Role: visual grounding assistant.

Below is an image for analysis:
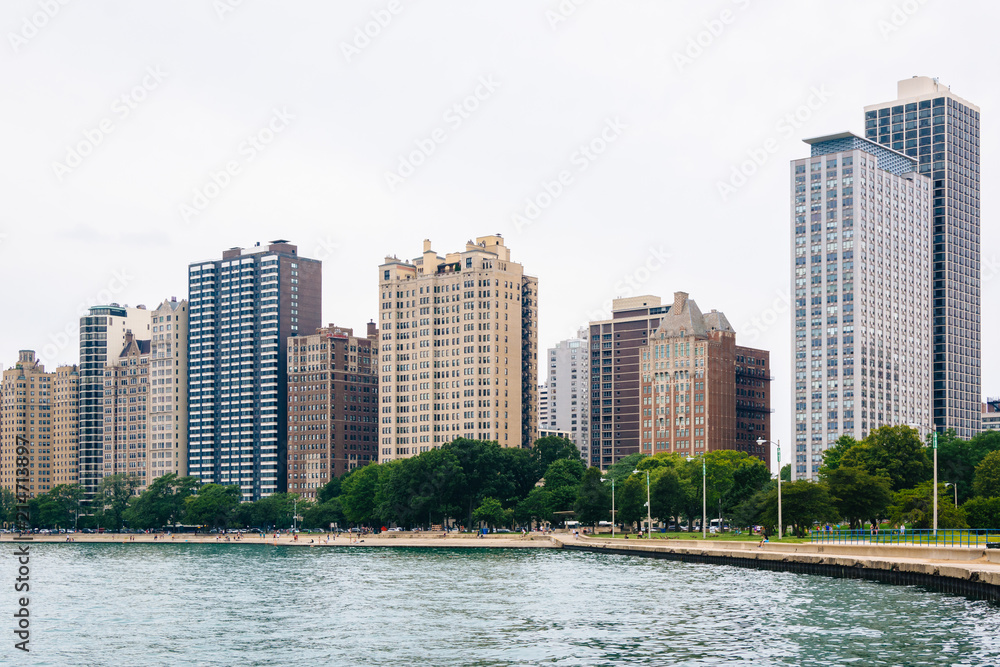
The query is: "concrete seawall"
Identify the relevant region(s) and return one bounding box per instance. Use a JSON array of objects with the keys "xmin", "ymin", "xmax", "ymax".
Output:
[{"xmin": 553, "ymin": 536, "xmax": 1000, "ymax": 601}]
